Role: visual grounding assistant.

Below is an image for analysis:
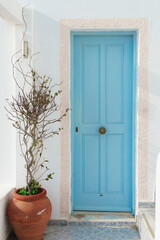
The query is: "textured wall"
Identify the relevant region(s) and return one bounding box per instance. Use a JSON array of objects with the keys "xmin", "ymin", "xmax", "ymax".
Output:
[
  {"xmin": 17, "ymin": 0, "xmax": 160, "ymax": 218},
  {"xmin": 0, "ymin": 16, "xmax": 16, "ymax": 240},
  {"xmin": 0, "ymin": 188, "xmax": 14, "ymax": 240},
  {"xmin": 0, "ymin": 19, "xmax": 16, "ymax": 187}
]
